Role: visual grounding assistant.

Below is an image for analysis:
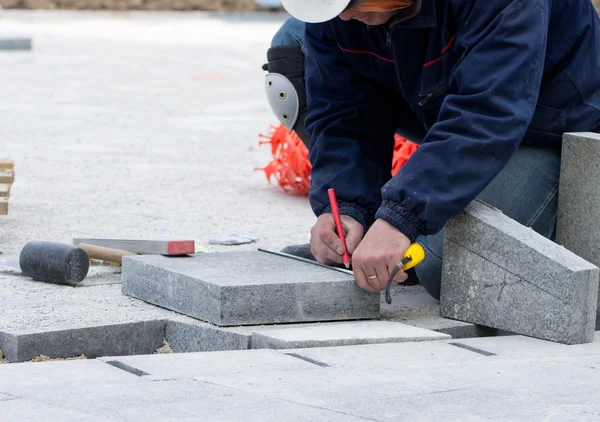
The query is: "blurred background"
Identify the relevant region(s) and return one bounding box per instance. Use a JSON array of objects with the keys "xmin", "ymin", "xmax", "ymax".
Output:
[
  {"xmin": 0, "ymin": 0, "xmax": 597, "ymax": 13},
  {"xmin": 0, "ymin": 0, "xmax": 284, "ymax": 11}
]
